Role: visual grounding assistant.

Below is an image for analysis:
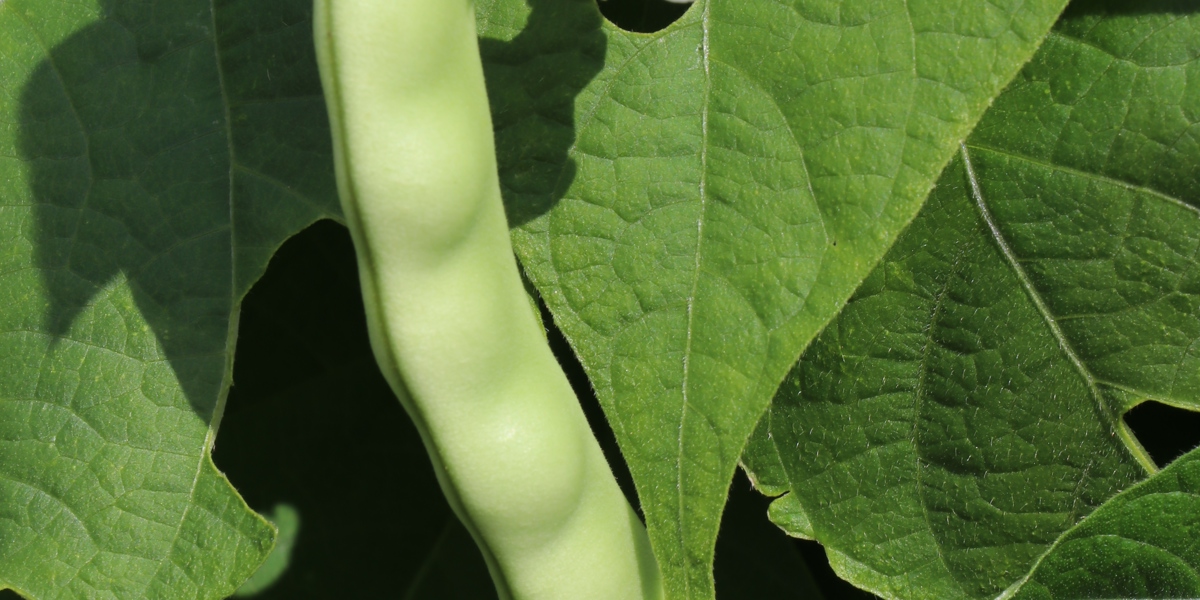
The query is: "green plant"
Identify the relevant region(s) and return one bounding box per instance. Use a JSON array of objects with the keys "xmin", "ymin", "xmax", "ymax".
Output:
[
  {"xmin": 0, "ymin": 0, "xmax": 1198, "ymax": 599},
  {"xmin": 313, "ymin": 0, "xmax": 658, "ymax": 597}
]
